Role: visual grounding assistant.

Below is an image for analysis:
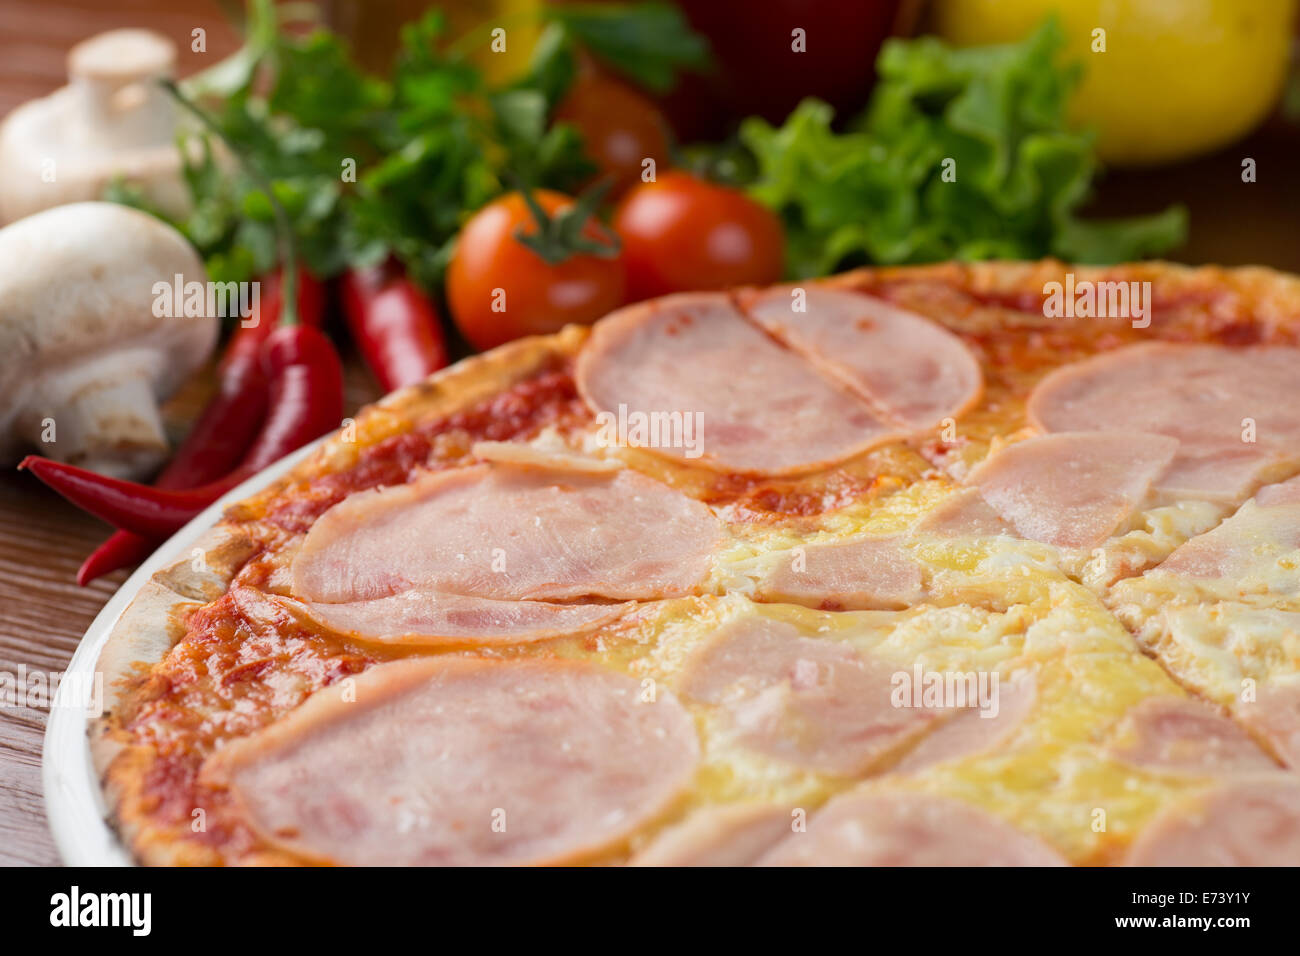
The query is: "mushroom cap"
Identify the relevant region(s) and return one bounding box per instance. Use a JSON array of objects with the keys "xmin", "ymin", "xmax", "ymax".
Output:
[
  {"xmin": 67, "ymin": 29, "xmax": 177, "ymax": 84},
  {"xmin": 0, "ymin": 201, "xmax": 217, "ymax": 453},
  {"xmin": 0, "ymin": 29, "xmax": 186, "ymax": 224}
]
